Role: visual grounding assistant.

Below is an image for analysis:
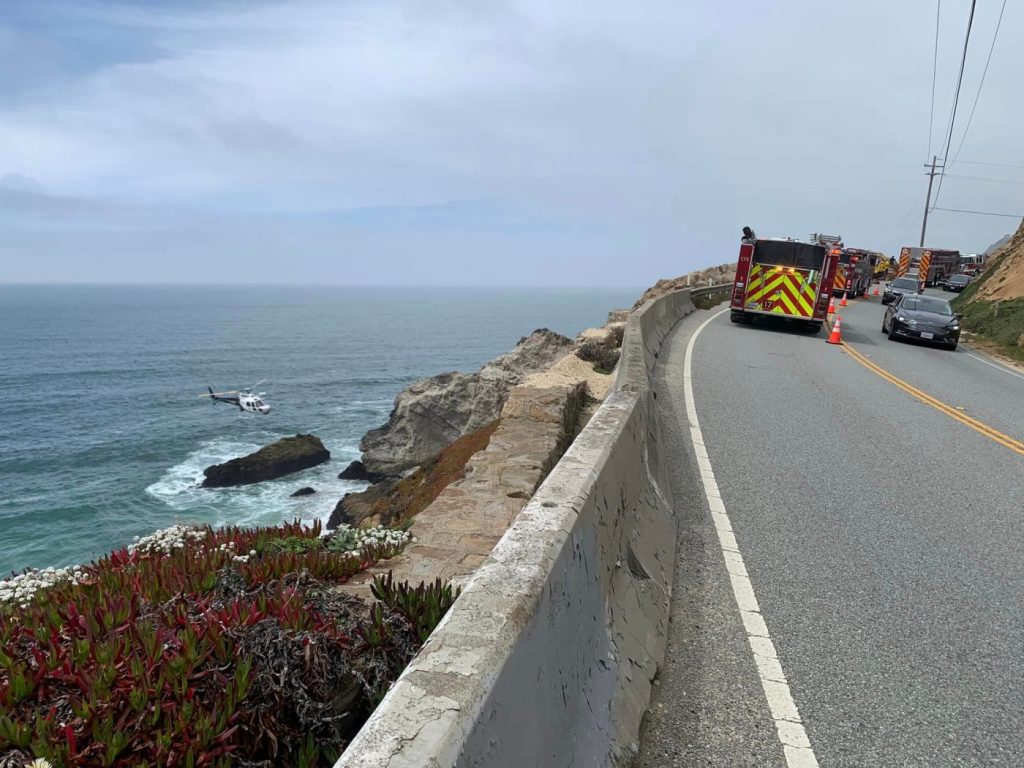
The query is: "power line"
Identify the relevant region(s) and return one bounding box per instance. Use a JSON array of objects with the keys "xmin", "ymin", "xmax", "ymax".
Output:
[
  {"xmin": 956, "ymin": 159, "xmax": 1024, "ymax": 170},
  {"xmin": 951, "ymin": 0, "xmax": 1009, "ymax": 164},
  {"xmin": 931, "ymin": 0, "xmax": 978, "ymax": 209},
  {"xmin": 927, "ymin": 0, "xmax": 941, "ymax": 159},
  {"xmin": 944, "ymin": 173, "xmax": 1024, "ymax": 186},
  {"xmin": 932, "ymin": 206, "xmax": 1023, "ymax": 218}
]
